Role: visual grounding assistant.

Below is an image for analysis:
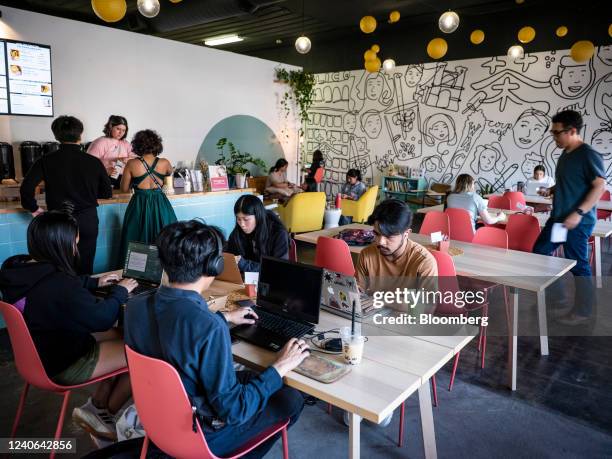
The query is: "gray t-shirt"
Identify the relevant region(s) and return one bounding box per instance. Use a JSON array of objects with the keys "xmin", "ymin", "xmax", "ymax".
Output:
[{"xmin": 446, "ymin": 192, "xmax": 487, "ymax": 229}]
